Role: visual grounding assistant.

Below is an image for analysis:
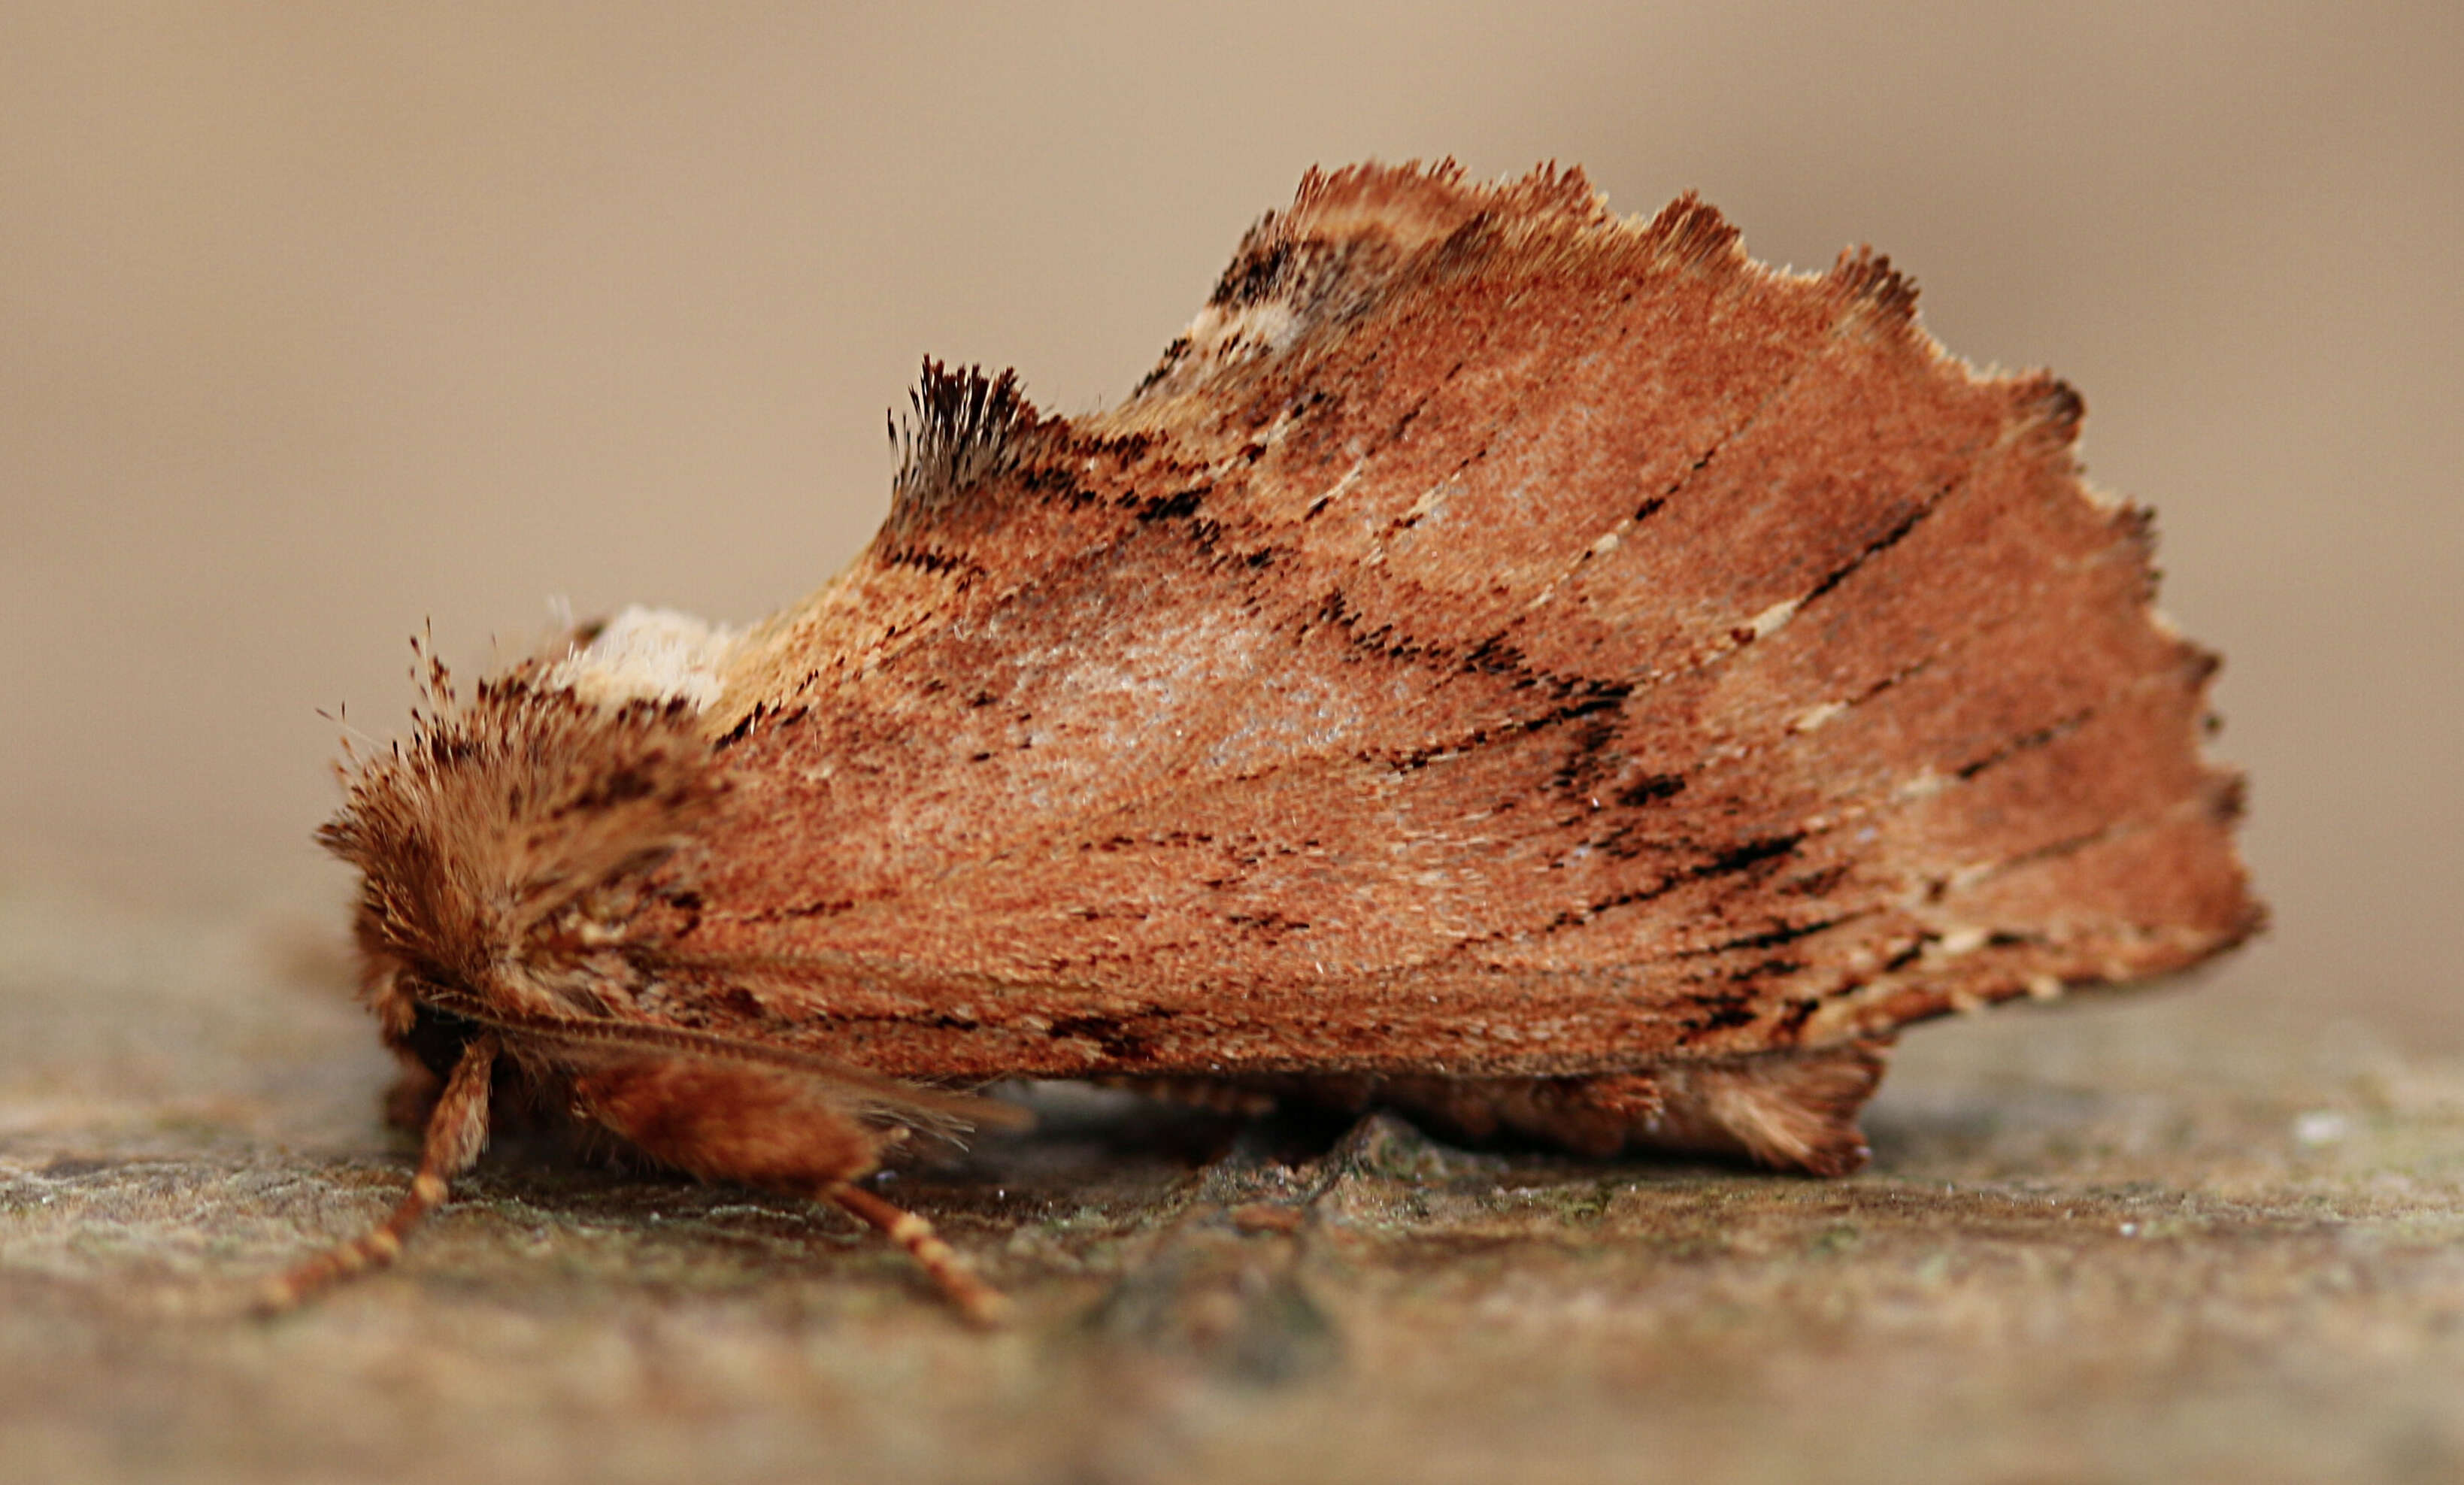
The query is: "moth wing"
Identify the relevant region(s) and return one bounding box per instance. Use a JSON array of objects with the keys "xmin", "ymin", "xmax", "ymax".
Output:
[{"xmin": 650, "ymin": 162, "xmax": 2254, "ymax": 1080}]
